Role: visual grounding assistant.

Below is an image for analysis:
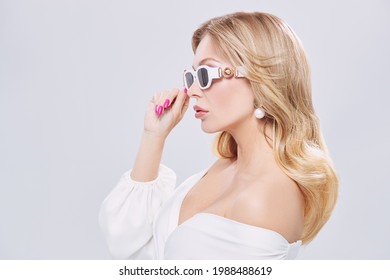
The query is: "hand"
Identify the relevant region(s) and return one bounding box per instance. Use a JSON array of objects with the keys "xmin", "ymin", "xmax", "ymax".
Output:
[{"xmin": 143, "ymin": 88, "xmax": 190, "ymax": 139}]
